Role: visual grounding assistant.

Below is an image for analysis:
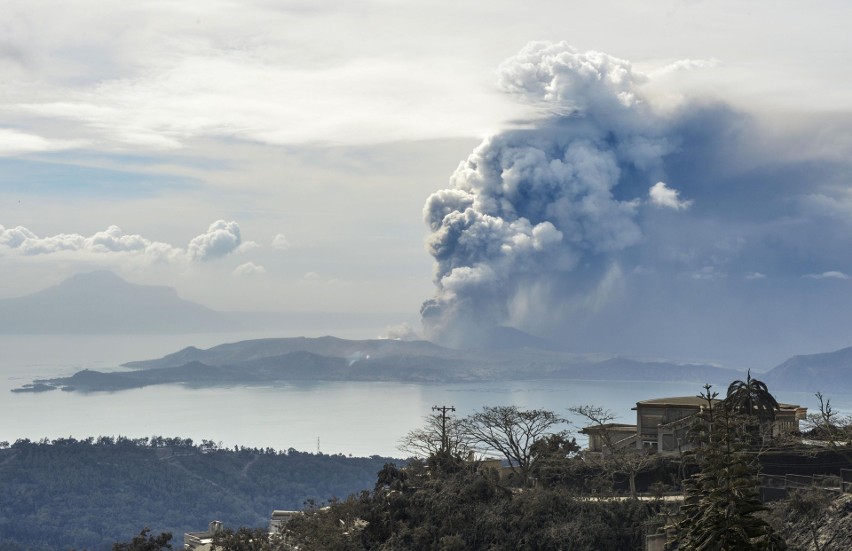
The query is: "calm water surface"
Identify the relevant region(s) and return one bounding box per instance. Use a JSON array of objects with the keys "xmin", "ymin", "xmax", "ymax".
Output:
[{"xmin": 0, "ymin": 334, "xmax": 826, "ymax": 457}]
